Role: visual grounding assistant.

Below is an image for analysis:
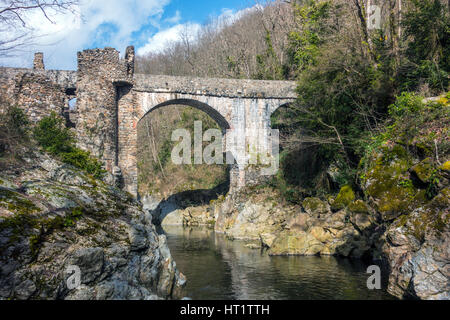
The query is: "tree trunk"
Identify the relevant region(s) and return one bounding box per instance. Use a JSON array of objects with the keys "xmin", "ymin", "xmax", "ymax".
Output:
[
  {"xmin": 353, "ymin": 0, "xmax": 376, "ymax": 62},
  {"xmin": 398, "ymin": 0, "xmax": 402, "ymax": 39}
]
